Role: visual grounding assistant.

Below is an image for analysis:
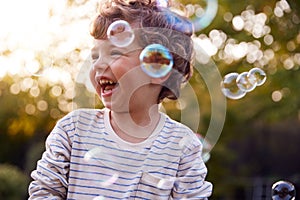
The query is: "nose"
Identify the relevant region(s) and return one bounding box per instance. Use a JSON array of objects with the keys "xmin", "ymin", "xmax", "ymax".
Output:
[
  {"xmin": 89, "ymin": 56, "xmax": 111, "ymax": 84},
  {"xmin": 92, "ymin": 56, "xmax": 110, "ymax": 72}
]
